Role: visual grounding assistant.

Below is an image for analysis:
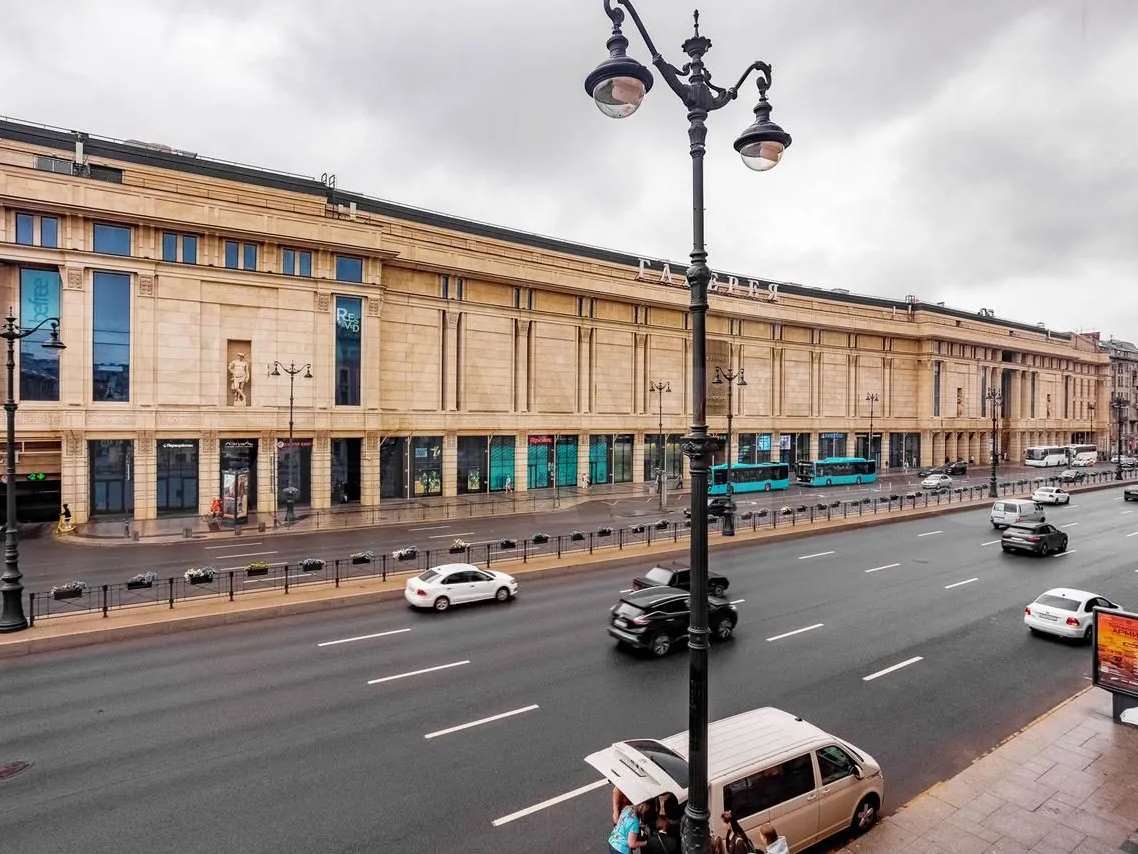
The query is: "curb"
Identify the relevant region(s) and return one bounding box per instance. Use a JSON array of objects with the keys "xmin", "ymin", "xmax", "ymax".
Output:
[{"xmin": 7, "ymin": 479, "xmax": 1129, "ymax": 659}]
